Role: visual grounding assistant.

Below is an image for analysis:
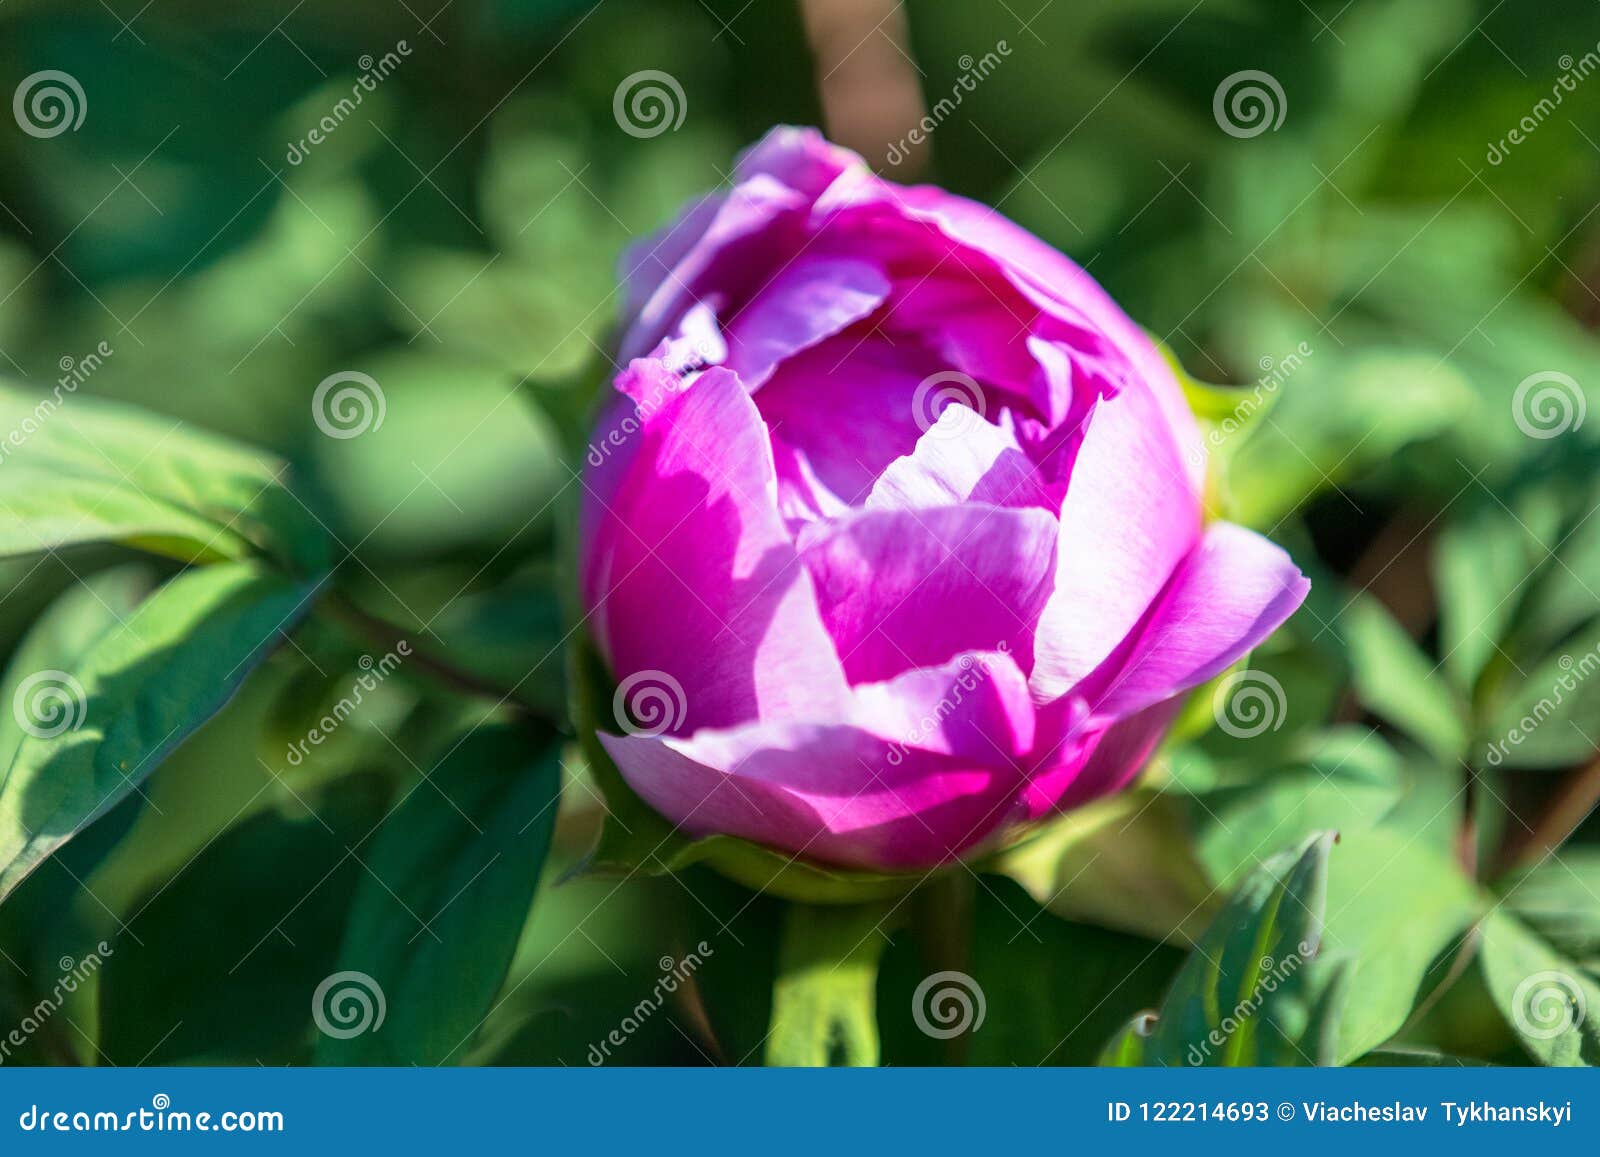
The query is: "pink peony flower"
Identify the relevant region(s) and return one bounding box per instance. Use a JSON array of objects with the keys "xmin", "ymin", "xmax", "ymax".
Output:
[{"xmin": 580, "ymin": 127, "xmax": 1307, "ymax": 871}]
